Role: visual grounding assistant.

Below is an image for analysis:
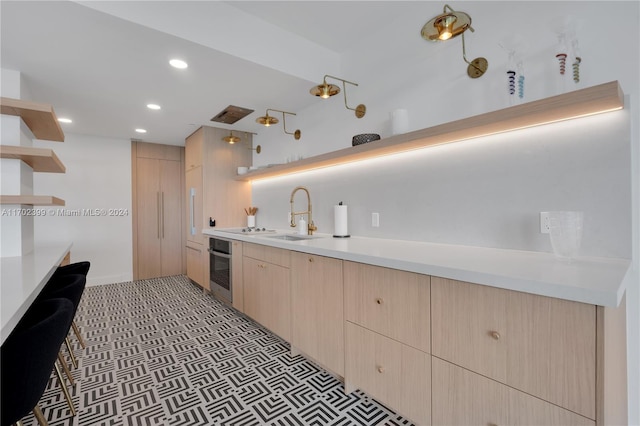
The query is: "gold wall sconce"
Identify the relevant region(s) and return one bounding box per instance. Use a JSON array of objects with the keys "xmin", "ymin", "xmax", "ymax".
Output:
[
  {"xmin": 421, "ymin": 4, "xmax": 488, "ymax": 78},
  {"xmin": 310, "ymin": 75, "xmax": 366, "ymax": 118},
  {"xmin": 222, "ymin": 130, "xmax": 241, "ymax": 144},
  {"xmin": 222, "ymin": 130, "xmax": 262, "ymax": 153},
  {"xmin": 256, "ymin": 109, "xmax": 301, "ymax": 140}
]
